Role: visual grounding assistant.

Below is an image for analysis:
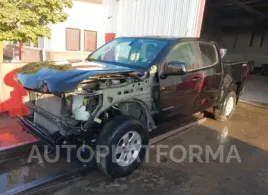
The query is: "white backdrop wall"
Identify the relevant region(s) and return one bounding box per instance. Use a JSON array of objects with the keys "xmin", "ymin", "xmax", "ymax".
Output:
[{"xmin": 104, "ymin": 0, "xmax": 203, "ymax": 37}]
